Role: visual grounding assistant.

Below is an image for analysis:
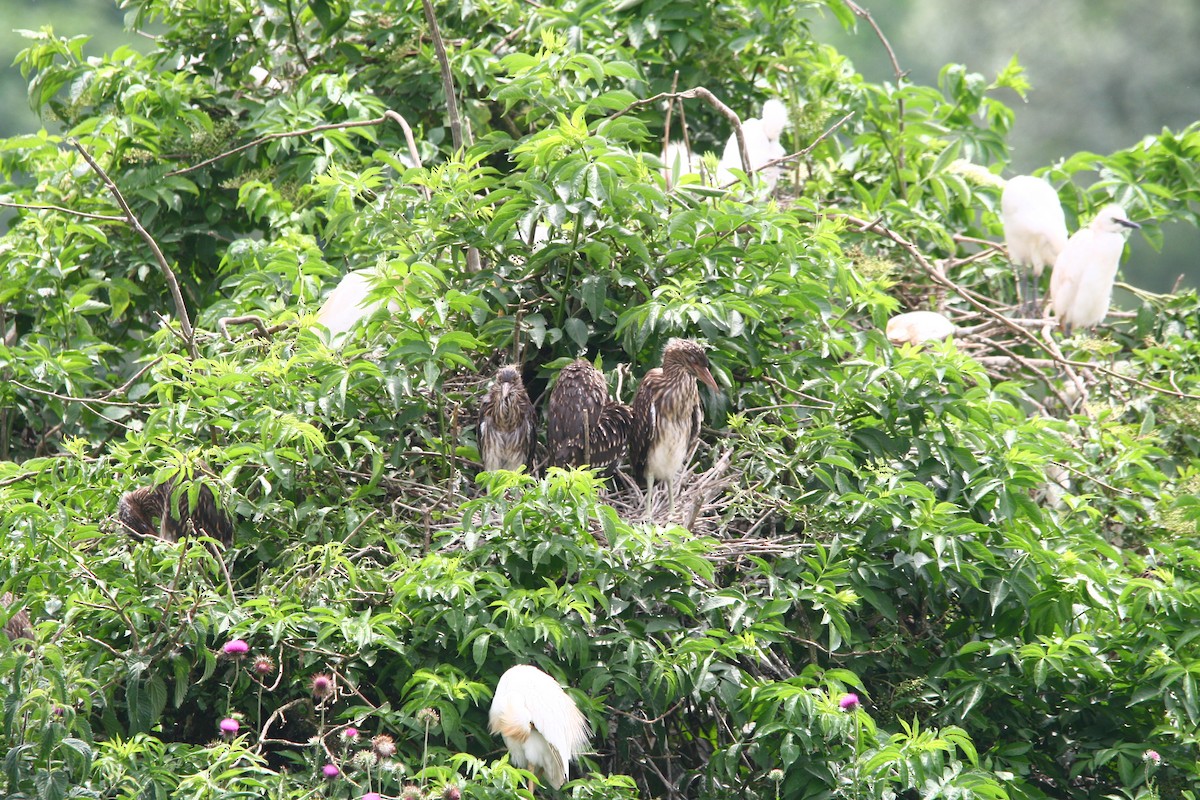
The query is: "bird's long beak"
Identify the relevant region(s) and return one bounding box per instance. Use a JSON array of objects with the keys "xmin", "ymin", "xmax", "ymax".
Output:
[
  {"xmin": 1118, "ymin": 217, "xmax": 1141, "ymax": 230},
  {"xmin": 696, "ymin": 366, "xmax": 719, "ymax": 392}
]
